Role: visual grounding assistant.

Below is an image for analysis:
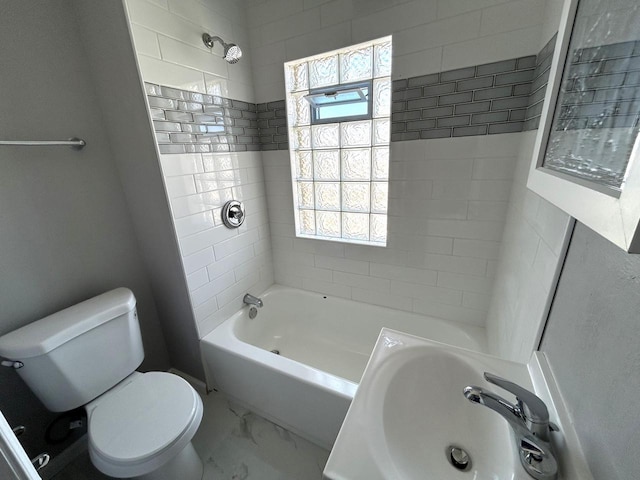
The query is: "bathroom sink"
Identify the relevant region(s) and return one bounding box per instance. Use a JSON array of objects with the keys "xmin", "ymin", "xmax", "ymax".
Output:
[{"xmin": 323, "ymin": 328, "xmax": 533, "ymax": 480}]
